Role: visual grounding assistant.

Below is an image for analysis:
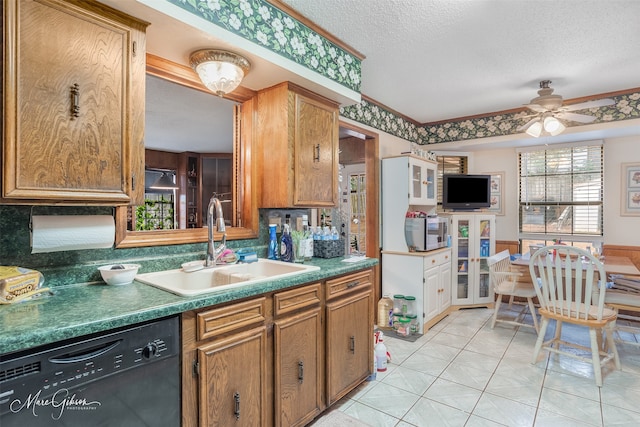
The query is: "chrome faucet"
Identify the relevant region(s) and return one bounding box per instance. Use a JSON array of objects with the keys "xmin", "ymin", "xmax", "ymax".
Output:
[{"xmin": 205, "ymin": 196, "xmax": 227, "ymax": 267}]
